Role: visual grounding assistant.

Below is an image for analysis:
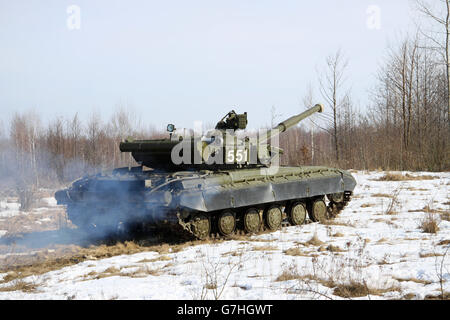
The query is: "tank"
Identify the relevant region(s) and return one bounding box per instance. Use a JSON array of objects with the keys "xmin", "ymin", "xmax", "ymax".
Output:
[{"xmin": 55, "ymin": 104, "xmax": 356, "ymax": 239}]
